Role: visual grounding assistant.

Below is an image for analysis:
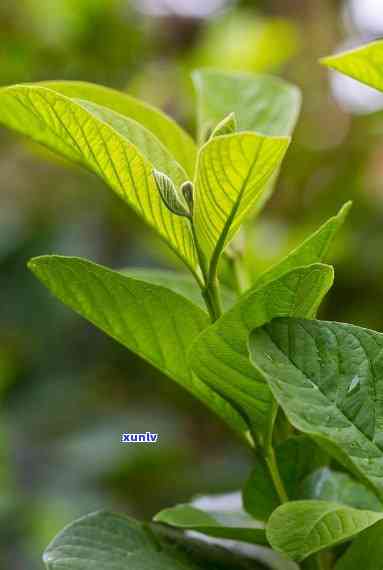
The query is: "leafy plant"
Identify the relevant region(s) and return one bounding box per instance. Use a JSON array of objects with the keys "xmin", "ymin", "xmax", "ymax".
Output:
[{"xmin": 3, "ymin": 40, "xmax": 383, "ymax": 568}]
